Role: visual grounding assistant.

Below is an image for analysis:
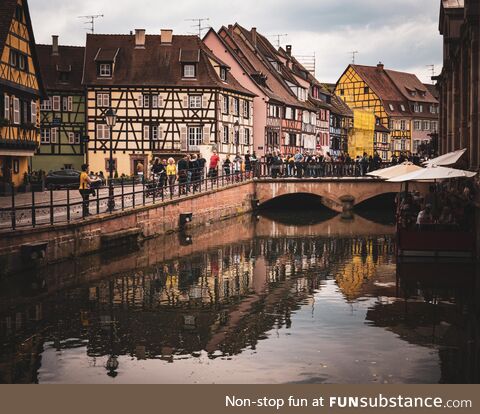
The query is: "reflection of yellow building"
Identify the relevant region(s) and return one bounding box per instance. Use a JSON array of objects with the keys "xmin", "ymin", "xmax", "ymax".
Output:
[{"xmin": 348, "ymin": 109, "xmax": 375, "ymax": 158}]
